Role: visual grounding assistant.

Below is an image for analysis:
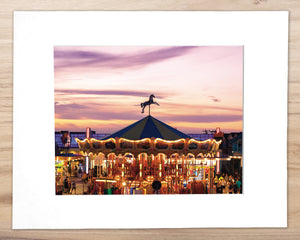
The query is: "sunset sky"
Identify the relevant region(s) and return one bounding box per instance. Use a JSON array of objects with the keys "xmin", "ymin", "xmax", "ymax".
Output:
[{"xmin": 54, "ymin": 46, "xmax": 243, "ymax": 134}]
